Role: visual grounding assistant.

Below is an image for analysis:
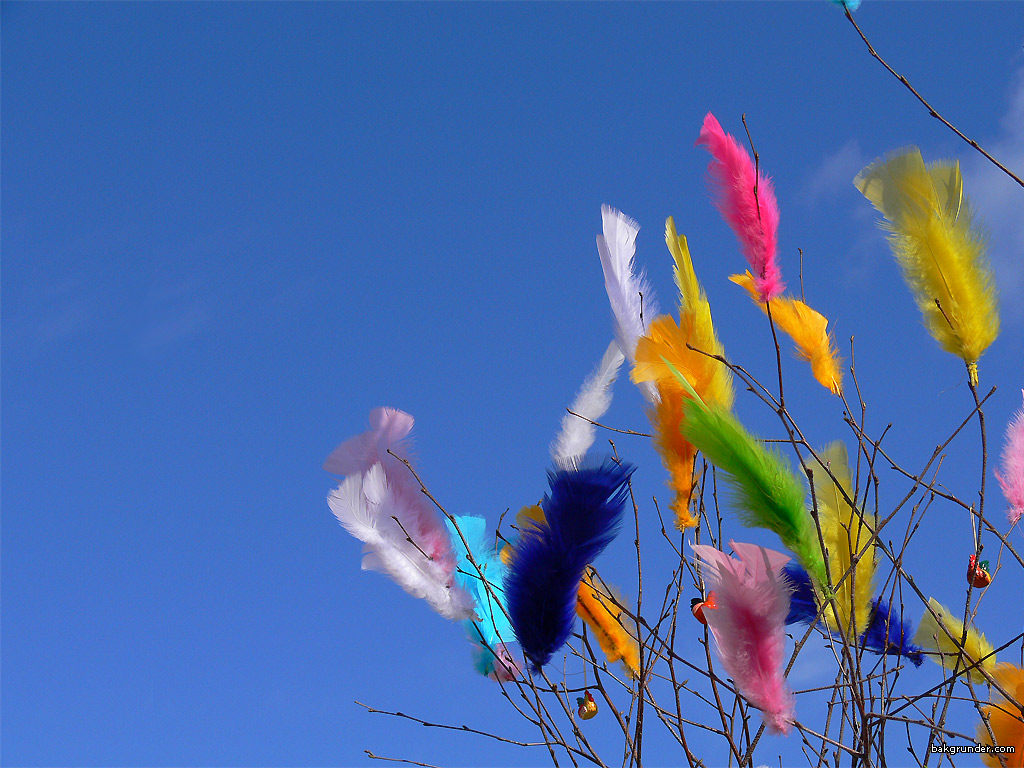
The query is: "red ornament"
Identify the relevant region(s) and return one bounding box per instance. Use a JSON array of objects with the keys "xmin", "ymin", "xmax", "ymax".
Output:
[
  {"xmin": 691, "ymin": 591, "xmax": 718, "ymax": 625},
  {"xmin": 967, "ymin": 555, "xmax": 992, "ymax": 588}
]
